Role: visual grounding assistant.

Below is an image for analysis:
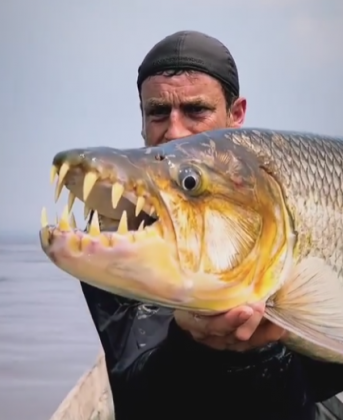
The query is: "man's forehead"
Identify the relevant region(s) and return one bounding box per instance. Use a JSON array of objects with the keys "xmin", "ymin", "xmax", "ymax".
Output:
[{"xmin": 141, "ymin": 73, "xmax": 223, "ymax": 106}]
